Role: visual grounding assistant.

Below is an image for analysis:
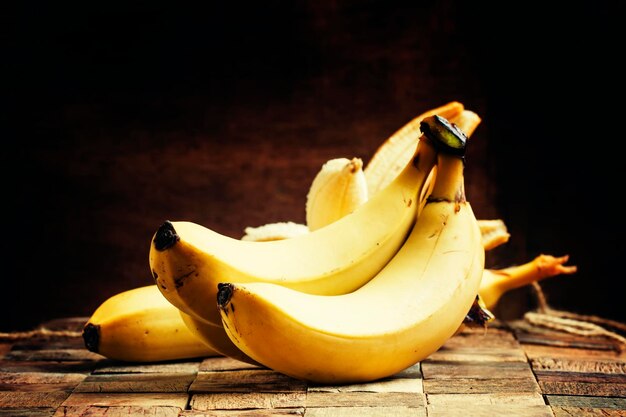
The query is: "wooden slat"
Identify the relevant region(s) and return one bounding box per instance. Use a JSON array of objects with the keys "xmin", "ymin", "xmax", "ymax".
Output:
[
  {"xmin": 427, "ymin": 404, "xmax": 554, "ymax": 417},
  {"xmin": 308, "ymin": 376, "xmax": 422, "ymax": 393},
  {"xmin": 0, "ymin": 360, "xmax": 98, "ymax": 374},
  {"xmin": 190, "ymin": 392, "xmax": 306, "ymax": 410},
  {"xmin": 0, "ymin": 408, "xmax": 56, "ymax": 416},
  {"xmin": 522, "ymin": 344, "xmax": 626, "ymax": 362},
  {"xmin": 93, "ymin": 360, "xmax": 202, "ymax": 374},
  {"xmin": 54, "ymin": 405, "xmax": 182, "ymax": 417},
  {"xmin": 190, "ymin": 370, "xmax": 307, "ymax": 393},
  {"xmin": 306, "ymin": 391, "xmax": 424, "ymax": 408},
  {"xmin": 425, "ymin": 346, "xmax": 528, "ymax": 363},
  {"xmin": 424, "ymin": 377, "xmax": 541, "ymax": 394},
  {"xmin": 427, "ymin": 392, "xmax": 546, "ymax": 406},
  {"xmin": 0, "ymin": 390, "xmax": 72, "ymax": 408},
  {"xmin": 304, "ymin": 406, "xmax": 425, "ymax": 417},
  {"xmin": 531, "ymin": 357, "xmax": 626, "ymax": 374},
  {"xmin": 200, "ymin": 357, "xmax": 263, "ymax": 372},
  {"xmin": 74, "ymin": 372, "xmax": 196, "ymax": 393},
  {"xmin": 536, "ymin": 370, "xmax": 626, "ymax": 396},
  {"xmin": 422, "ymin": 360, "xmax": 535, "ymax": 380},
  {"xmin": 392, "ymin": 363, "xmax": 422, "ymax": 378},
  {"xmin": 179, "ymin": 409, "xmax": 305, "ymax": 416},
  {"xmin": 4, "ymin": 349, "xmax": 104, "ymax": 362},
  {"xmin": 60, "ymin": 392, "xmax": 189, "ymax": 408},
  {"xmin": 441, "ymin": 328, "xmax": 520, "ymax": 350},
  {"xmin": 39, "ymin": 317, "xmax": 89, "ymax": 332},
  {"xmin": 551, "ymin": 407, "xmax": 626, "ymax": 416},
  {"xmin": 545, "ymin": 395, "xmax": 626, "ymax": 408},
  {"xmin": 0, "ymin": 371, "xmax": 86, "ymax": 391}
]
